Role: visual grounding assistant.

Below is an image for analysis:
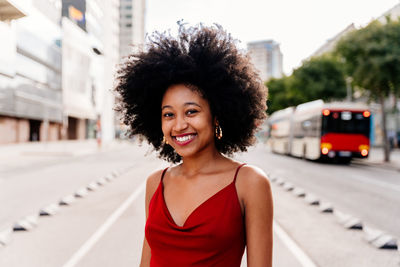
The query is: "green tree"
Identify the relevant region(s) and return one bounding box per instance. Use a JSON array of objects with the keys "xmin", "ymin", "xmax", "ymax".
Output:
[
  {"xmin": 336, "ymin": 18, "xmax": 400, "ymax": 162},
  {"xmin": 266, "ymin": 76, "xmax": 292, "ymax": 114},
  {"xmin": 265, "ymin": 56, "xmax": 347, "ymax": 114},
  {"xmin": 290, "ymin": 56, "xmax": 347, "ymax": 103}
]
